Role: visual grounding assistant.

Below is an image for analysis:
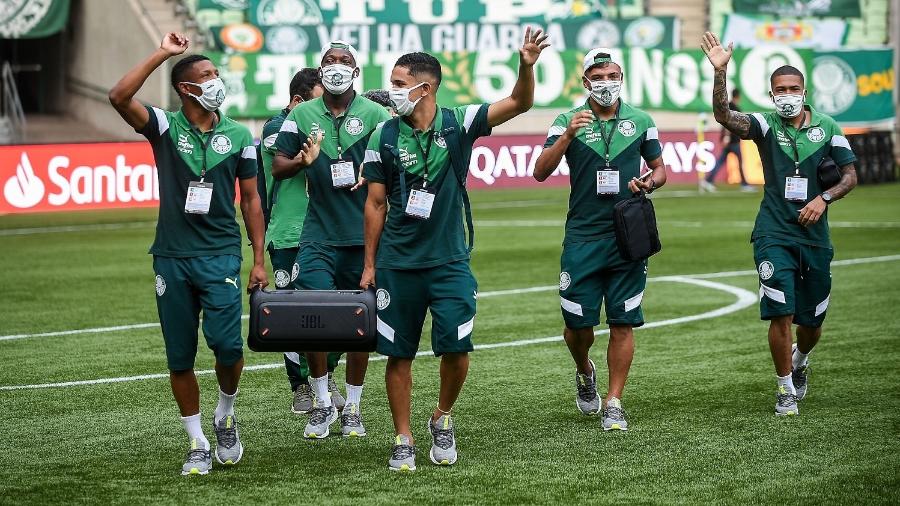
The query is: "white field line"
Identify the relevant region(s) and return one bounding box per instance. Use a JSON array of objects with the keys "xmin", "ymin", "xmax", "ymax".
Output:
[
  {"xmin": 476, "ymin": 220, "xmax": 900, "ymax": 228},
  {"xmin": 0, "ymin": 277, "xmax": 756, "ymax": 391},
  {"xmin": 0, "ymin": 222, "xmax": 156, "ymax": 236},
  {"xmin": 2, "ymin": 254, "xmax": 898, "ymax": 343}
]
